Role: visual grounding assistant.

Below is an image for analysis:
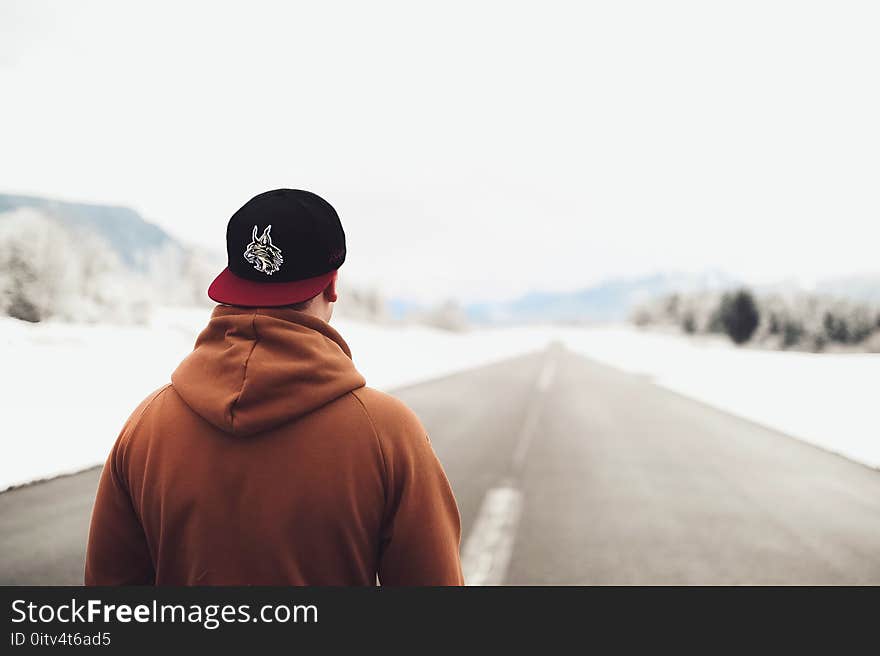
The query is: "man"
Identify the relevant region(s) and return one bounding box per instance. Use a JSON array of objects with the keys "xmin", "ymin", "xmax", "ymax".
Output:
[{"xmin": 85, "ymin": 189, "xmax": 464, "ymax": 585}]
